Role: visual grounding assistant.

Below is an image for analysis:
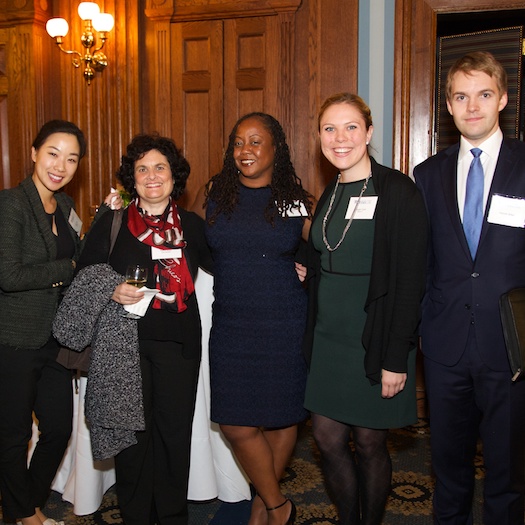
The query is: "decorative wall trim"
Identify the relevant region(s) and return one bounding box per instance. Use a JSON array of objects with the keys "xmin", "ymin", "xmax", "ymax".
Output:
[{"xmin": 146, "ymin": 0, "xmax": 302, "ymax": 22}]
